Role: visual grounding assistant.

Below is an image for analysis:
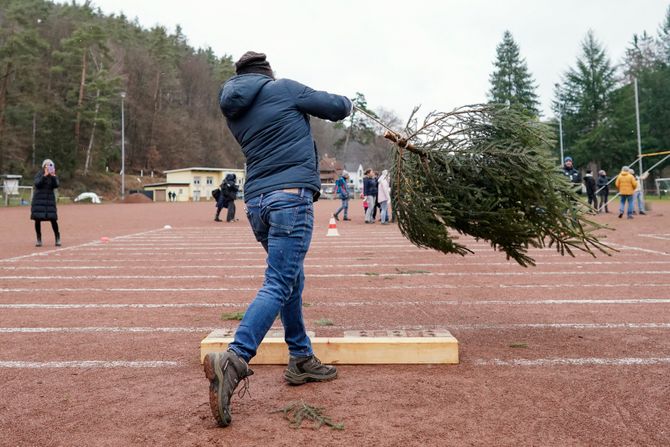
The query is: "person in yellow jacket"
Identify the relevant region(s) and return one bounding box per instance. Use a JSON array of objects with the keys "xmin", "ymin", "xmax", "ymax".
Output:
[{"xmin": 615, "ymin": 166, "xmax": 638, "ymax": 219}]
